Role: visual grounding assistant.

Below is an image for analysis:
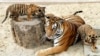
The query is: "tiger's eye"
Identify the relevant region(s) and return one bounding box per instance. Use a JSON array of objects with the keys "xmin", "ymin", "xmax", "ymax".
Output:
[
  {"xmin": 95, "ymin": 36, "xmax": 97, "ymax": 38},
  {"xmin": 89, "ymin": 35, "xmax": 91, "ymax": 37},
  {"xmin": 39, "ymin": 9, "xmax": 41, "ymax": 12},
  {"xmin": 46, "ymin": 16, "xmax": 50, "ymax": 19}
]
